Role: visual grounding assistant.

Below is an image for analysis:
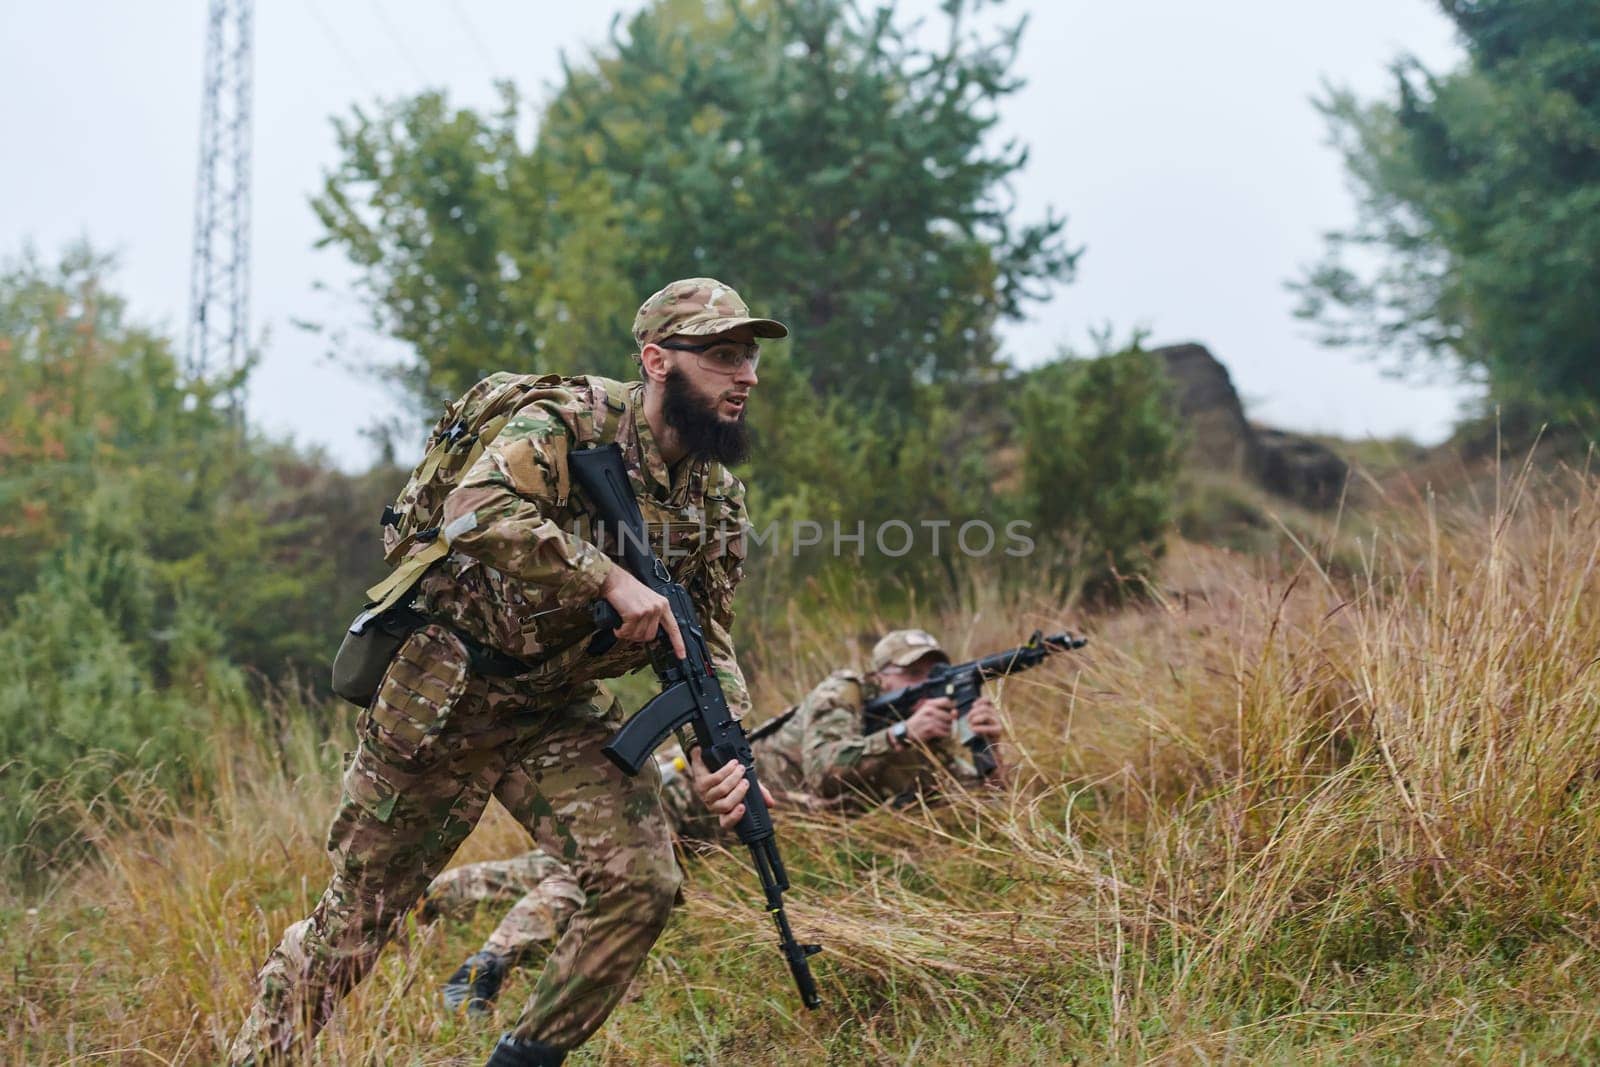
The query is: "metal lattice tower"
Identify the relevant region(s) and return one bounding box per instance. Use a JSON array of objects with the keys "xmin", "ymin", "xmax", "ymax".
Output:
[{"xmin": 187, "ymin": 0, "xmax": 254, "ymax": 405}]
